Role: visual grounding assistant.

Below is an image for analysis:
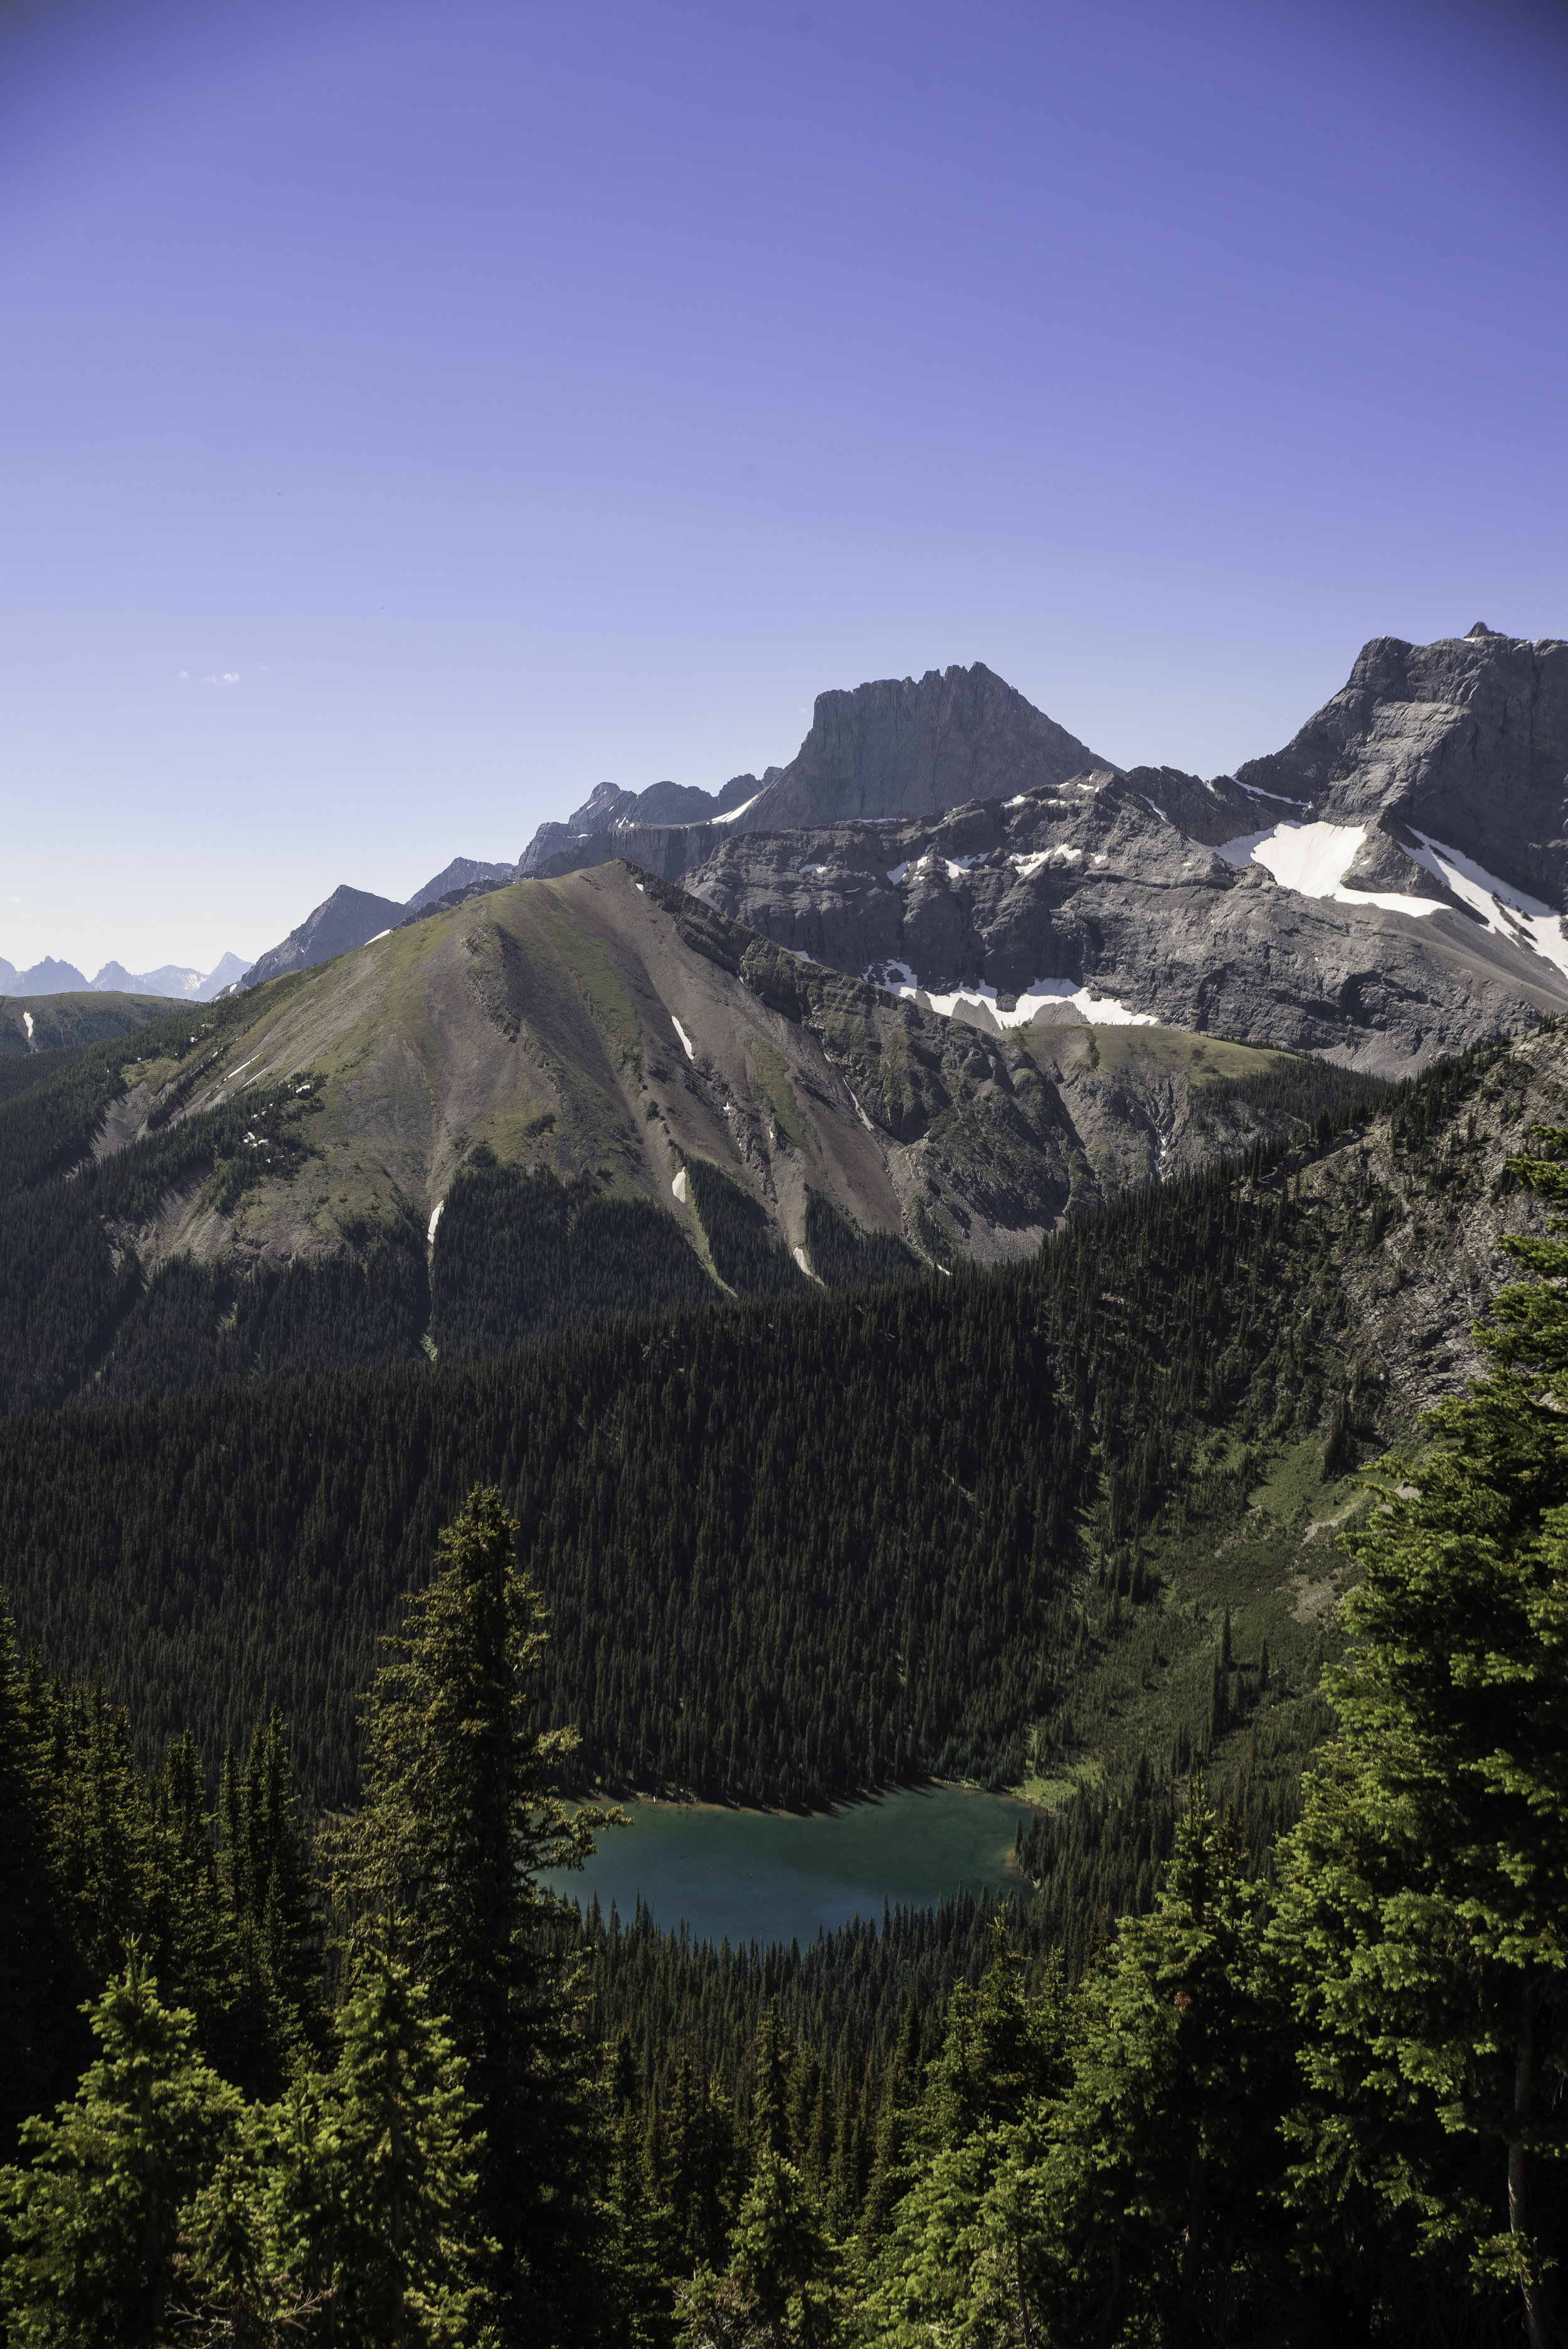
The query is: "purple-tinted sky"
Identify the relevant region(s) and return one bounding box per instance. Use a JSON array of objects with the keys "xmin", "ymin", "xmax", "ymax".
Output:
[{"xmin": 2, "ymin": 0, "xmax": 1565, "ymax": 975}]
